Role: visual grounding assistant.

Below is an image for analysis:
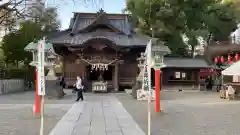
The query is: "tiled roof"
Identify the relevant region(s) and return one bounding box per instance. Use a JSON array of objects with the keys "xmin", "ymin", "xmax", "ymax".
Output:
[
  {"xmin": 47, "ymin": 11, "xmax": 147, "ymax": 47},
  {"xmin": 71, "ymin": 11, "xmax": 131, "ymax": 35},
  {"xmin": 163, "ymin": 58, "xmax": 214, "ymax": 68},
  {"xmin": 48, "ymin": 31, "xmax": 149, "ymax": 47}
]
